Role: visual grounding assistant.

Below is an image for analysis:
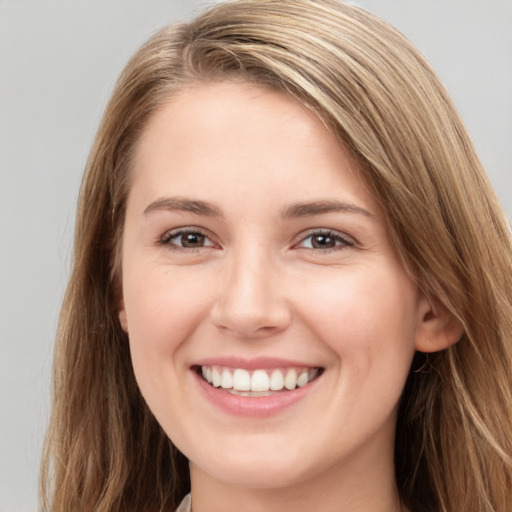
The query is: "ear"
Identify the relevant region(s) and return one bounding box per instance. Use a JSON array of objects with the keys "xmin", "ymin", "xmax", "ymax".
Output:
[
  {"xmin": 118, "ymin": 298, "xmax": 129, "ymax": 333},
  {"xmin": 415, "ymin": 295, "xmax": 464, "ymax": 353}
]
